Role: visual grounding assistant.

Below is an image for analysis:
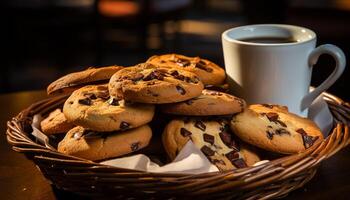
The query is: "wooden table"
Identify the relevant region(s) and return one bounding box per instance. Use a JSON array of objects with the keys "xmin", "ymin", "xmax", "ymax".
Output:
[{"xmin": 1, "ymin": 90, "xmax": 350, "ymax": 200}]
